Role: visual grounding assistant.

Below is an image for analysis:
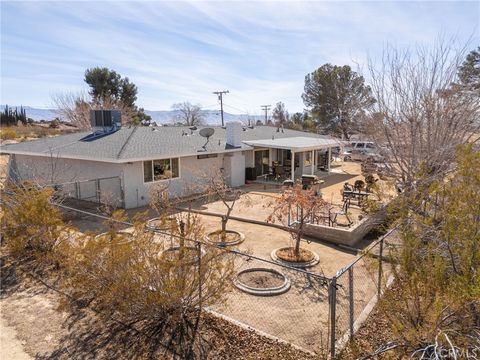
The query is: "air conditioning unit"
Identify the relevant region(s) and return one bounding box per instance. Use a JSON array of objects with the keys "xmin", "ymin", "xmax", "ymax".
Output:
[{"xmin": 90, "ymin": 110, "xmax": 121, "ymax": 129}]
